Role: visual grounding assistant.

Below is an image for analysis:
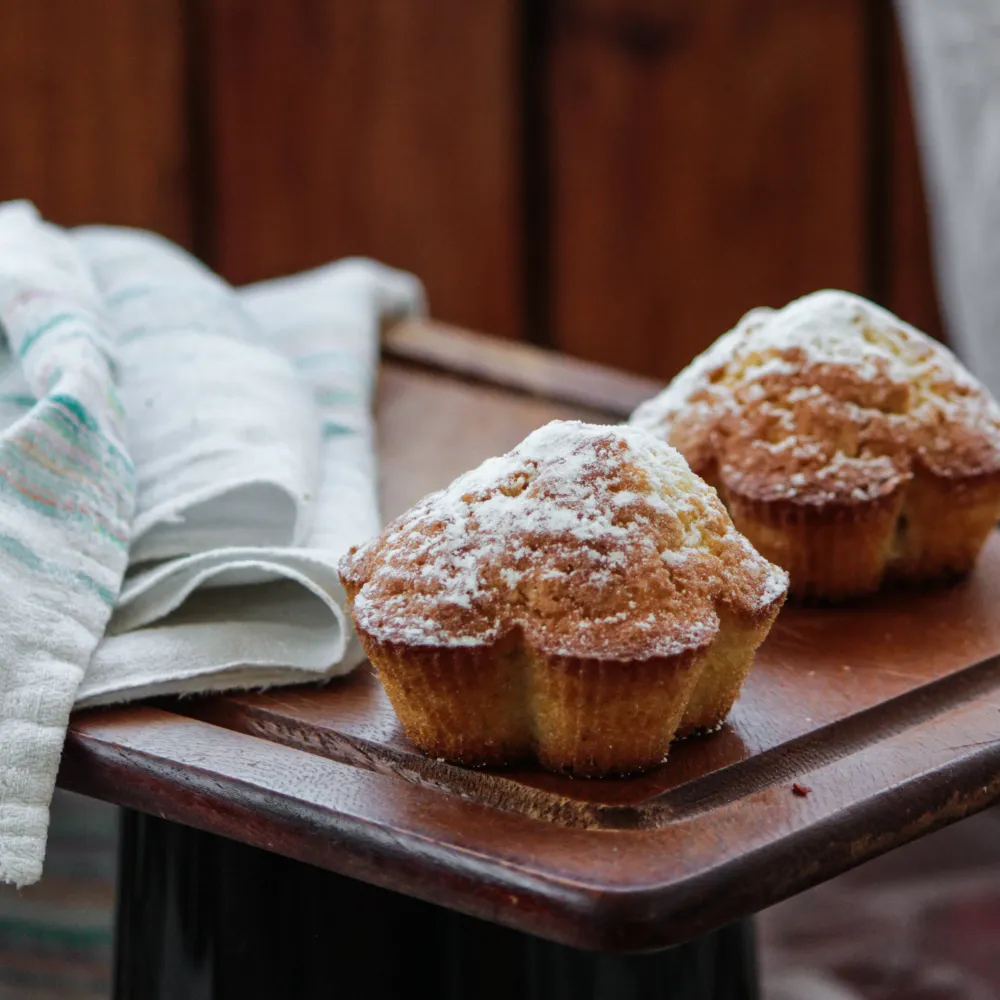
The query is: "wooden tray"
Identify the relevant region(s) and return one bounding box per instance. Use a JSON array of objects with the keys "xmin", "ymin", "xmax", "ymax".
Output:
[{"xmin": 60, "ymin": 320, "xmax": 1000, "ymax": 953}]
